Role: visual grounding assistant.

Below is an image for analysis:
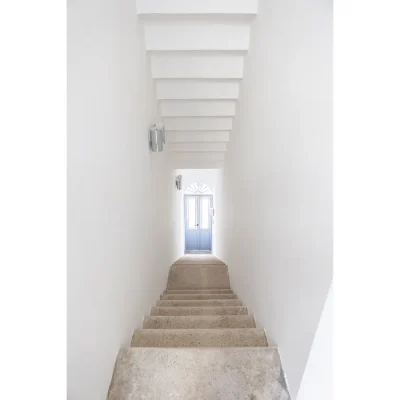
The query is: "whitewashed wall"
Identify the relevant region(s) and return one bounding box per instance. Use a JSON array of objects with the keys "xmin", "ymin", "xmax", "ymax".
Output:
[
  {"xmin": 68, "ymin": 1, "xmax": 175, "ymax": 398},
  {"xmin": 217, "ymin": 0, "xmax": 332, "ymax": 397}
]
